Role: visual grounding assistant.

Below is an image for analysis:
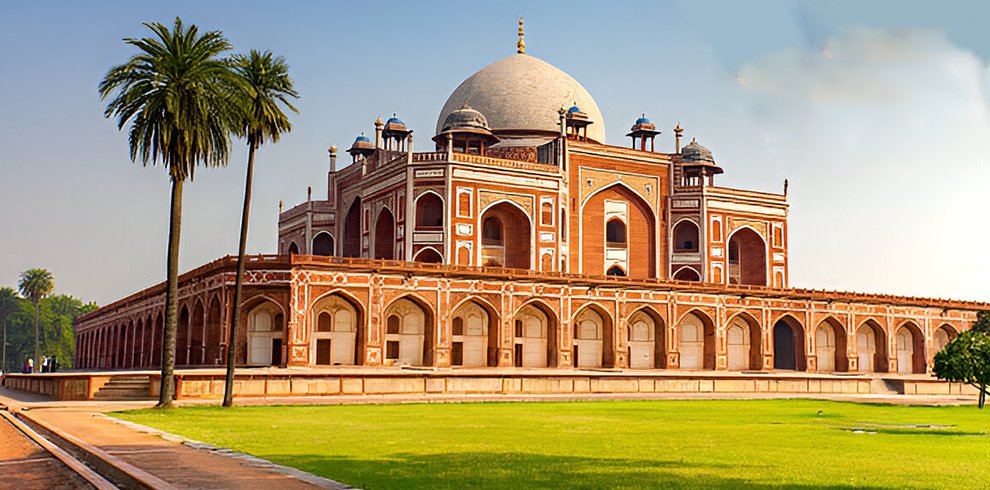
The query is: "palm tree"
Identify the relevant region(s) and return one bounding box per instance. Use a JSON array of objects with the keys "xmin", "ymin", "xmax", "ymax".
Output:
[
  {"xmin": 223, "ymin": 50, "xmax": 299, "ymax": 407},
  {"xmin": 99, "ymin": 17, "xmax": 238, "ymax": 408},
  {"xmin": 0, "ymin": 287, "xmax": 20, "ymax": 373},
  {"xmin": 18, "ymin": 269, "xmax": 54, "ymax": 373}
]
